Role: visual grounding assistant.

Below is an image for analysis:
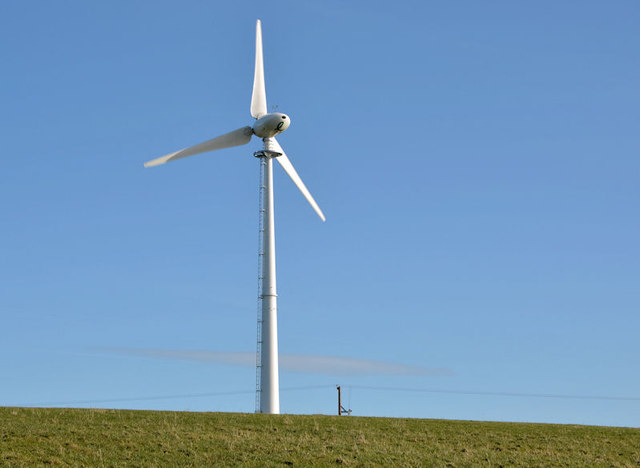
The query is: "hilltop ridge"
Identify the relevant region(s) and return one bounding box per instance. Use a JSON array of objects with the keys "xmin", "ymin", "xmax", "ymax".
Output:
[{"xmin": 1, "ymin": 407, "xmax": 638, "ymax": 466}]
